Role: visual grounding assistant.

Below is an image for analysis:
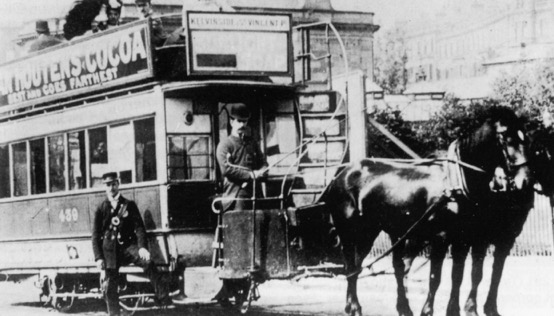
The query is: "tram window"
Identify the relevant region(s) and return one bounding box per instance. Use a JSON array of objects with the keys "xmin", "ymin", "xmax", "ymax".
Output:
[
  {"xmin": 109, "ymin": 123, "xmax": 134, "ymax": 184},
  {"xmin": 68, "ymin": 131, "xmax": 87, "ymax": 190},
  {"xmin": 48, "ymin": 135, "xmax": 65, "ymax": 193},
  {"xmin": 0, "ymin": 144, "xmax": 9, "ymax": 198},
  {"xmin": 168, "ymin": 136, "xmax": 212, "ymax": 181},
  {"xmin": 89, "ymin": 127, "xmax": 108, "ymax": 188},
  {"xmin": 12, "ymin": 142, "xmax": 28, "ymax": 197},
  {"xmin": 134, "ymin": 118, "xmax": 157, "ymax": 182},
  {"xmin": 265, "ymin": 115, "xmax": 298, "ymax": 174},
  {"xmin": 30, "ymin": 139, "xmax": 46, "ymax": 195}
]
